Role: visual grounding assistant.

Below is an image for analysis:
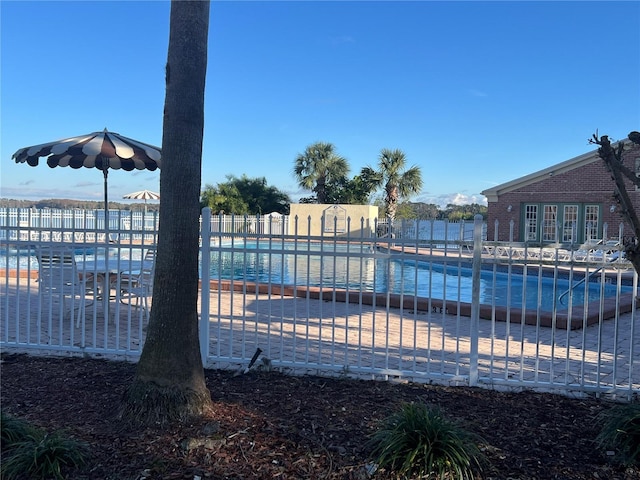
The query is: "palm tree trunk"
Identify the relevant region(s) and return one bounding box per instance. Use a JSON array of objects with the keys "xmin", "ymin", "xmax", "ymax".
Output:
[
  {"xmin": 385, "ymin": 186, "xmax": 399, "ymax": 237},
  {"xmin": 316, "ymin": 176, "xmax": 327, "ymax": 204},
  {"xmin": 119, "ymin": 0, "xmax": 213, "ymax": 426}
]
